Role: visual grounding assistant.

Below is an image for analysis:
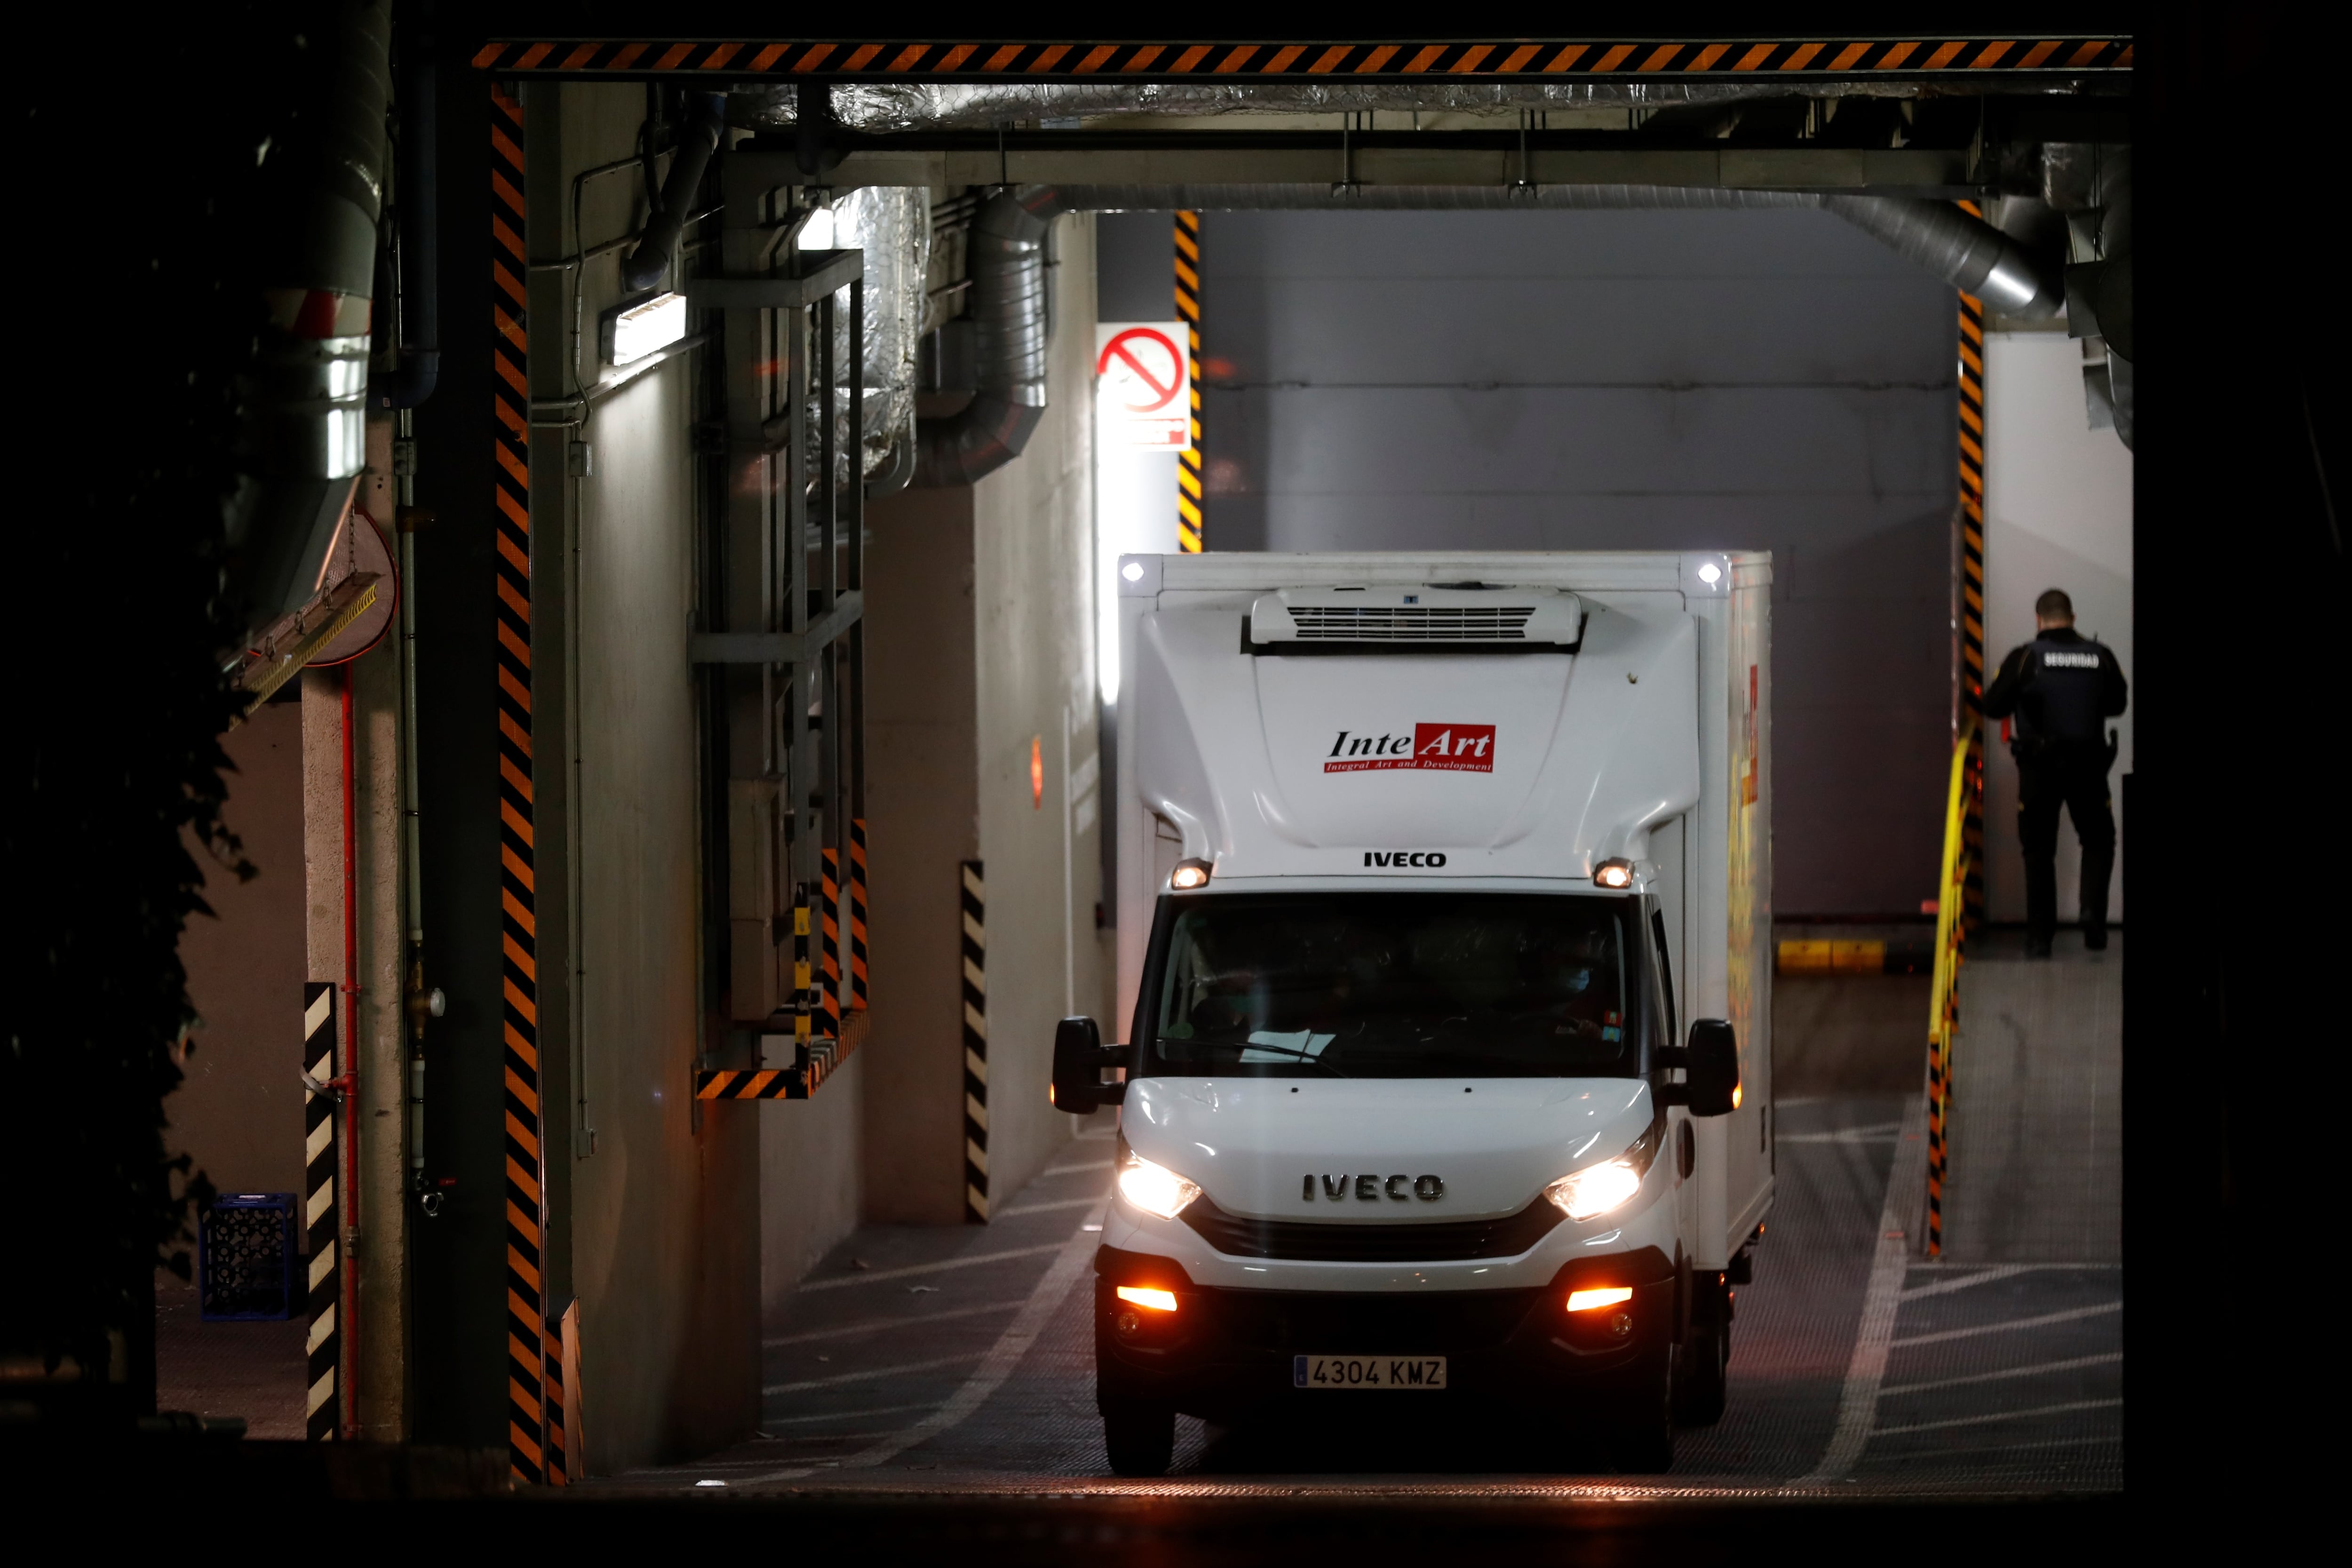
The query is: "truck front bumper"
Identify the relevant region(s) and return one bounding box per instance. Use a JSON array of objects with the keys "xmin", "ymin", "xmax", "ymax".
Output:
[{"xmin": 1094, "ymin": 1243, "xmax": 1676, "ymax": 1423}]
